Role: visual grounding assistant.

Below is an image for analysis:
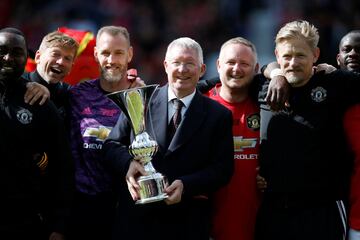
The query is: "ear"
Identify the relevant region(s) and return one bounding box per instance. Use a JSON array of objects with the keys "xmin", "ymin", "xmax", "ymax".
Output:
[
  {"xmin": 199, "ymin": 63, "xmax": 206, "ymax": 78},
  {"xmin": 254, "ymin": 62, "xmax": 260, "ymax": 73},
  {"xmin": 336, "ymin": 53, "xmax": 341, "ymax": 66},
  {"xmin": 93, "ymin": 46, "xmax": 99, "ymax": 63},
  {"xmin": 34, "ymin": 50, "xmax": 41, "ymax": 64},
  {"xmin": 313, "ymin": 47, "xmax": 320, "ymax": 63},
  {"xmin": 216, "ymin": 58, "xmax": 221, "ymax": 73},
  {"xmin": 127, "ymin": 46, "xmax": 133, "ymax": 63},
  {"xmin": 163, "ymin": 60, "xmax": 169, "ymax": 74}
]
